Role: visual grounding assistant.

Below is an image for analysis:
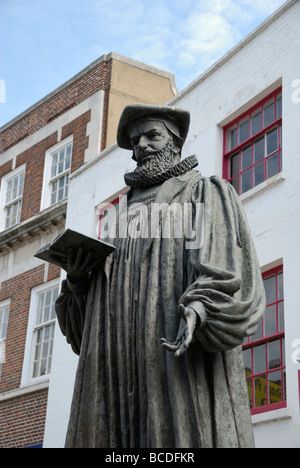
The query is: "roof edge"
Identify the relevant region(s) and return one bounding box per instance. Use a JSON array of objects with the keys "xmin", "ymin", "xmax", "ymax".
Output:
[{"xmin": 0, "ymin": 52, "xmax": 177, "ymax": 132}]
